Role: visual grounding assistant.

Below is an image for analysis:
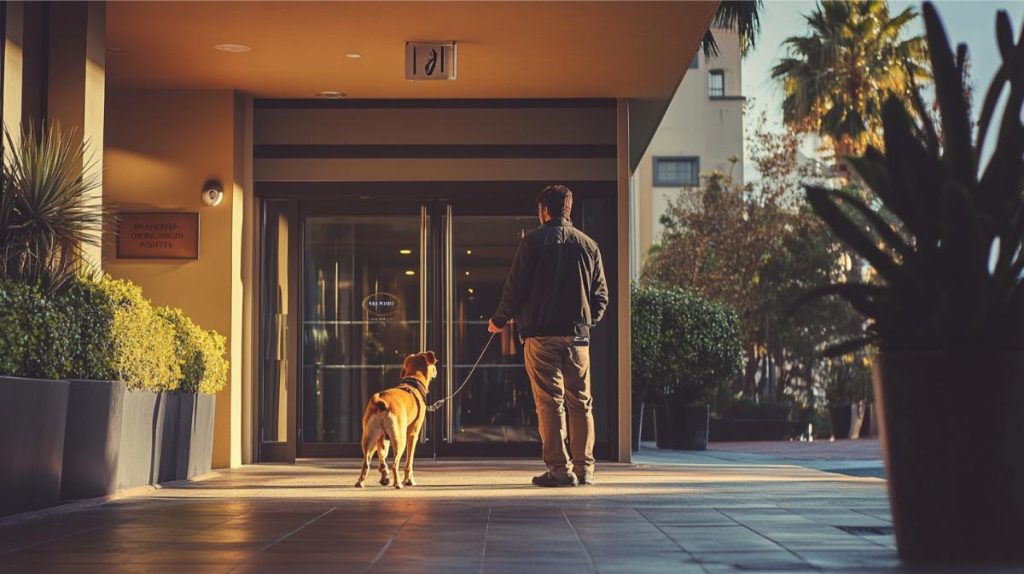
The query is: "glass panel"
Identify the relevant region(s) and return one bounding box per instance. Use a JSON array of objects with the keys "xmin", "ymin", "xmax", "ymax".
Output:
[
  {"xmin": 301, "ymin": 215, "xmax": 420, "ymax": 443},
  {"xmin": 451, "ymin": 215, "xmax": 541, "ymax": 443},
  {"xmin": 260, "ymin": 200, "xmax": 290, "ymax": 444},
  {"xmin": 579, "ymin": 197, "xmax": 613, "ymax": 443}
]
